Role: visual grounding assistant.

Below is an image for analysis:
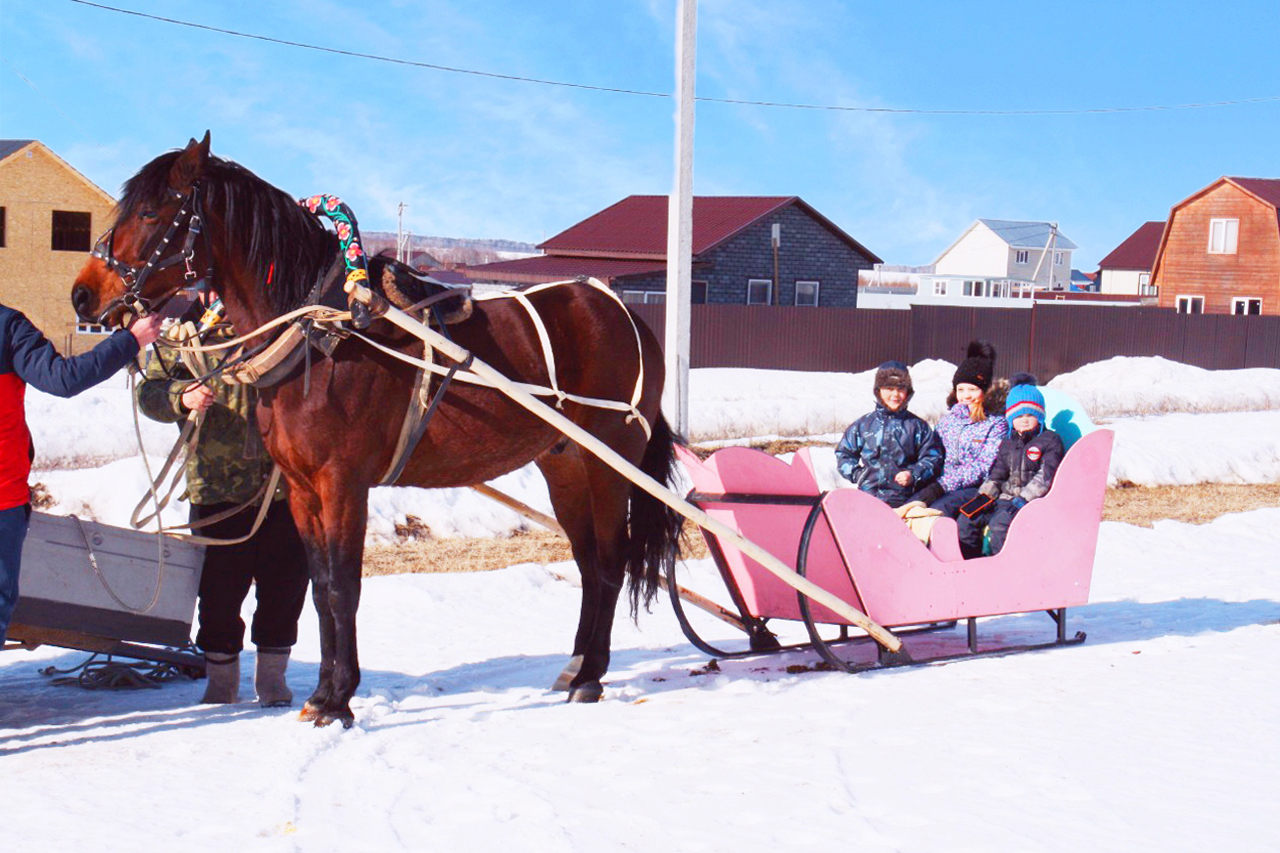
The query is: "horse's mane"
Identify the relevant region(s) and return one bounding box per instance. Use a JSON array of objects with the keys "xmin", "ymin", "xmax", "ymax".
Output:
[{"xmin": 116, "ymin": 150, "xmax": 338, "ymax": 314}]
